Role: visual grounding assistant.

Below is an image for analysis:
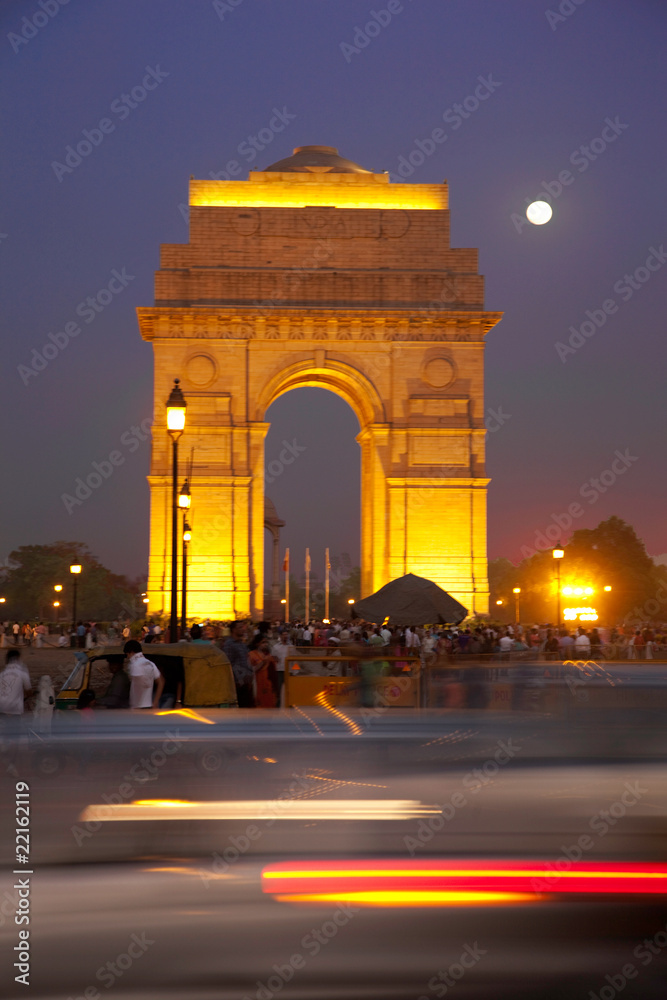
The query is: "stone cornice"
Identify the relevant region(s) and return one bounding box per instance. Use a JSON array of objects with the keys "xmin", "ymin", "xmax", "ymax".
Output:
[{"xmin": 137, "ymin": 307, "xmax": 502, "ymax": 343}]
